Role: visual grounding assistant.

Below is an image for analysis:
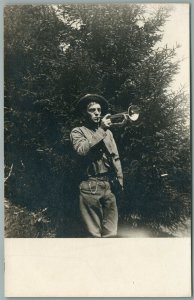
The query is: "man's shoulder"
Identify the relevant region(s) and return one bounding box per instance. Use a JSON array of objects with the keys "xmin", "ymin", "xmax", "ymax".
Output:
[
  {"xmin": 70, "ymin": 126, "xmax": 113, "ymax": 137},
  {"xmin": 70, "ymin": 126, "xmax": 84, "ymax": 133},
  {"xmin": 70, "ymin": 126, "xmax": 90, "ymax": 138}
]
